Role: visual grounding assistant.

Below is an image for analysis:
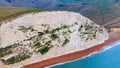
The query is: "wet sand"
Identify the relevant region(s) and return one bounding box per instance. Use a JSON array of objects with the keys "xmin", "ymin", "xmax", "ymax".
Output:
[{"xmin": 23, "ymin": 33, "xmax": 120, "ymax": 68}]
